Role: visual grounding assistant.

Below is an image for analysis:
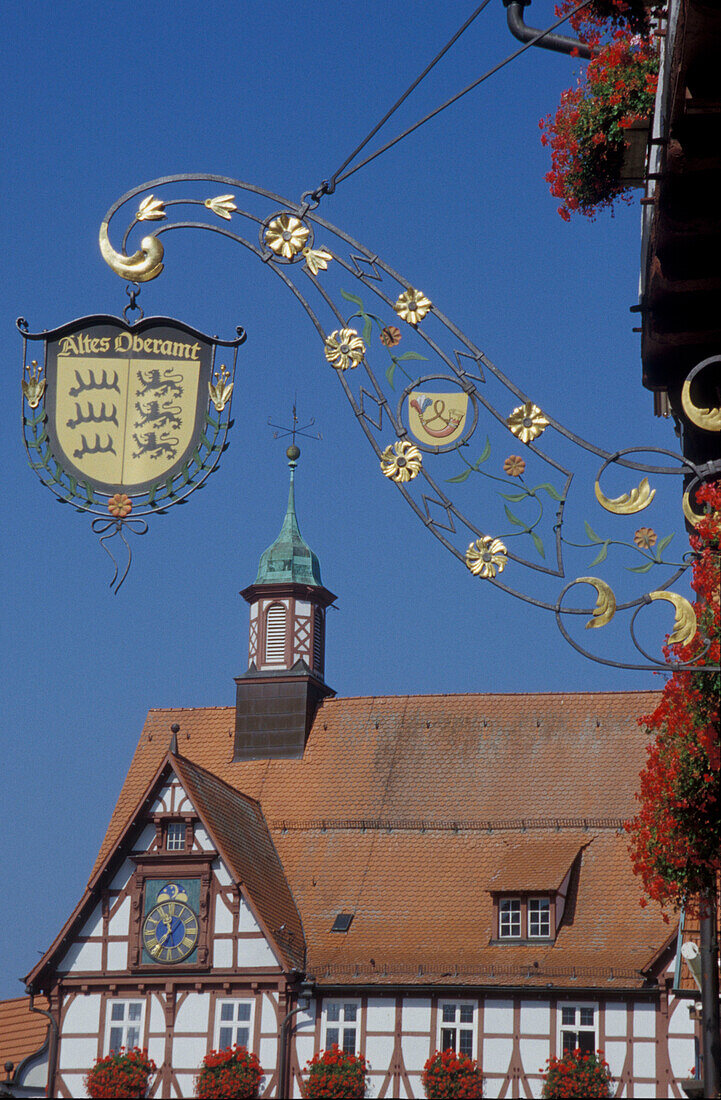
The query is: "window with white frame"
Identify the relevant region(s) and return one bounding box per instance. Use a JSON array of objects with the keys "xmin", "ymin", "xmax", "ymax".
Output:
[
  {"xmin": 528, "ymin": 897, "xmax": 551, "ymax": 937},
  {"xmin": 499, "ymin": 897, "xmax": 522, "ymax": 938},
  {"xmin": 439, "ymin": 1001, "xmax": 475, "ymax": 1057},
  {"xmin": 106, "ymin": 1000, "xmax": 144, "ymax": 1052},
  {"xmin": 559, "ymin": 1003, "xmax": 597, "ymax": 1055},
  {"xmin": 323, "ymin": 1000, "xmax": 359, "ymax": 1054},
  {"xmin": 215, "ymin": 999, "xmax": 254, "ymax": 1050},
  {"xmin": 166, "ymin": 822, "xmax": 186, "ymax": 851}
]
